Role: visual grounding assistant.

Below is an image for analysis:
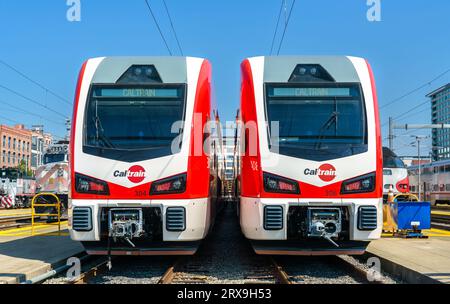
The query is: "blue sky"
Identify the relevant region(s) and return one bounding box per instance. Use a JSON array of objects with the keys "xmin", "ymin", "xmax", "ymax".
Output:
[{"xmin": 0, "ymin": 0, "xmax": 449, "ymax": 156}]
